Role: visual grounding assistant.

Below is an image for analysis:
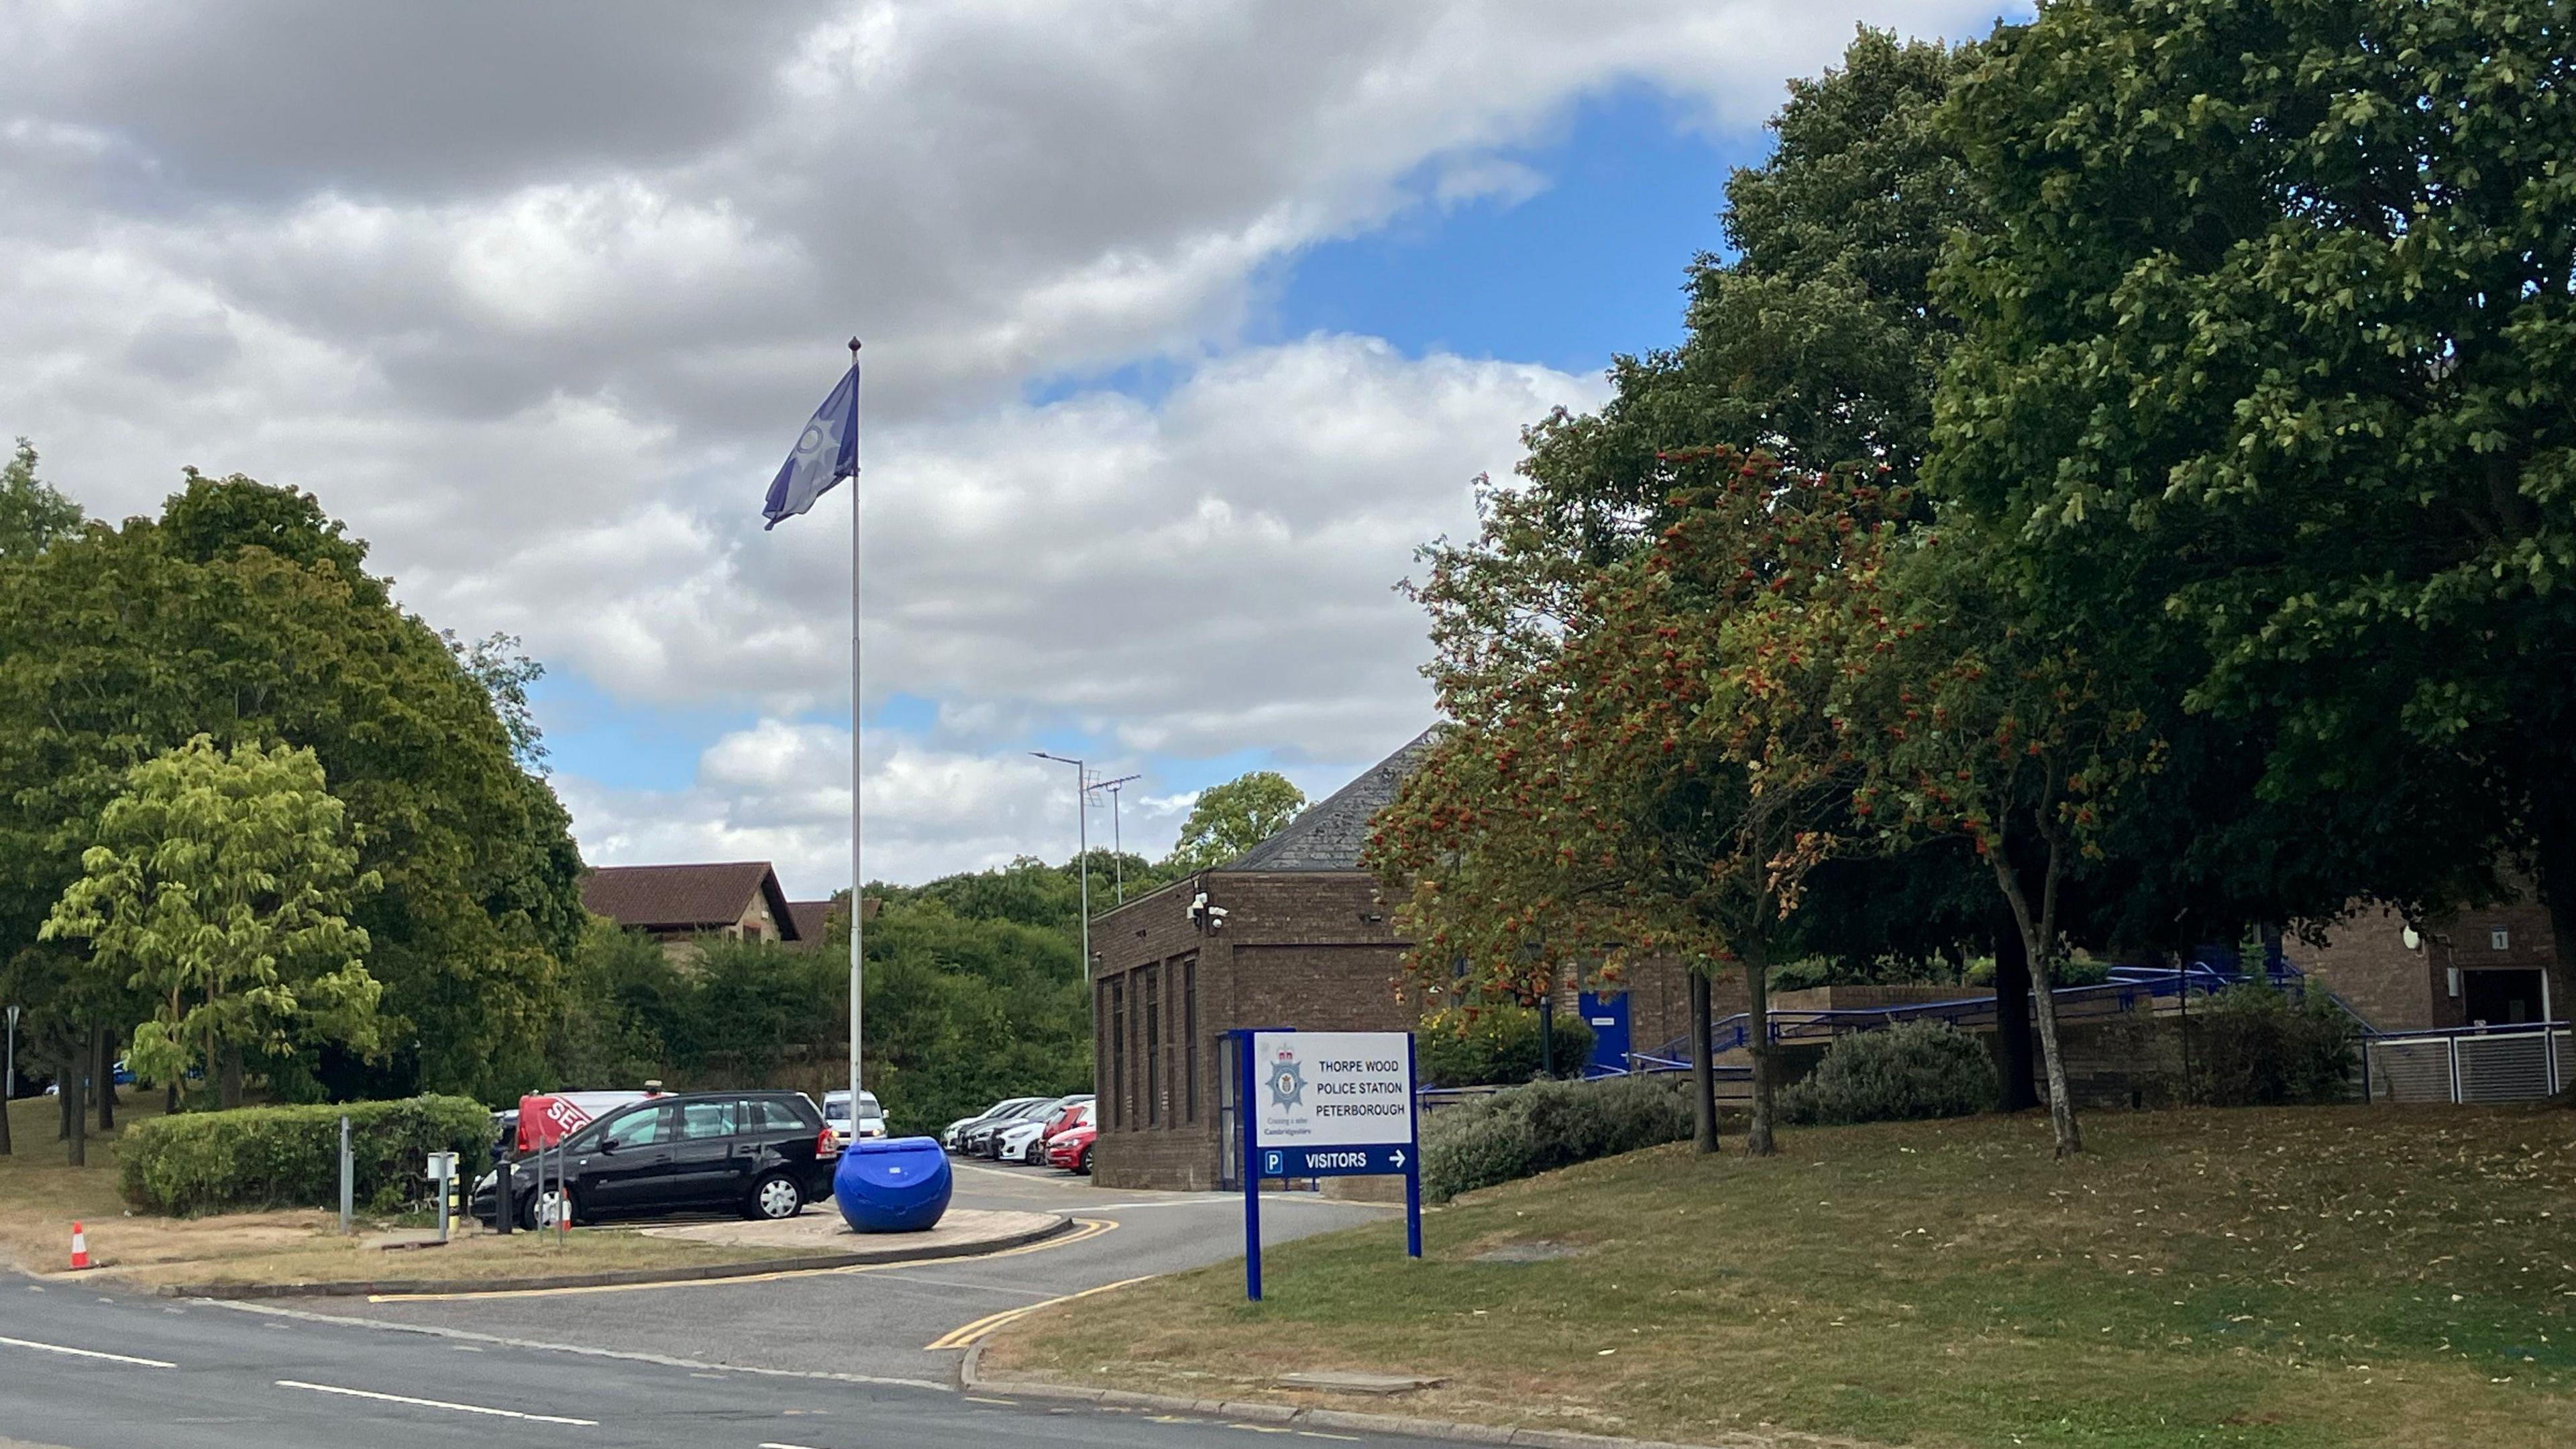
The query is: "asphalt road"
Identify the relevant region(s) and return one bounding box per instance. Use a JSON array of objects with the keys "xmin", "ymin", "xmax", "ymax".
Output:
[{"xmin": 0, "ymin": 1160, "xmax": 1428, "ymax": 1449}]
